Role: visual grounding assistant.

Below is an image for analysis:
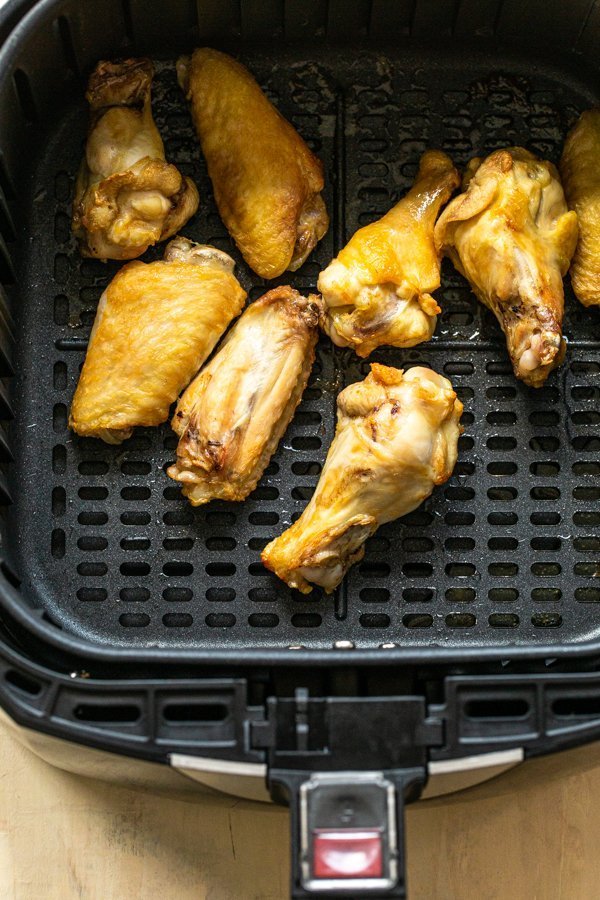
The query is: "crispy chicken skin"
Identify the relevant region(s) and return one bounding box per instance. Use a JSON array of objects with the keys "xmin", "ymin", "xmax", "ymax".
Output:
[
  {"xmin": 435, "ymin": 148, "xmax": 578, "ymax": 388},
  {"xmin": 177, "ymin": 48, "xmax": 329, "ymax": 279},
  {"xmin": 69, "ymin": 237, "xmax": 246, "ymax": 443},
  {"xmin": 73, "ymin": 58, "xmax": 199, "ymax": 260},
  {"xmin": 560, "ymin": 109, "xmax": 600, "ymax": 307},
  {"xmin": 262, "ymin": 364, "xmax": 462, "ymax": 594},
  {"xmin": 168, "ymin": 286, "xmax": 320, "ymax": 505},
  {"xmin": 318, "ymin": 151, "xmax": 459, "ymax": 357}
]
